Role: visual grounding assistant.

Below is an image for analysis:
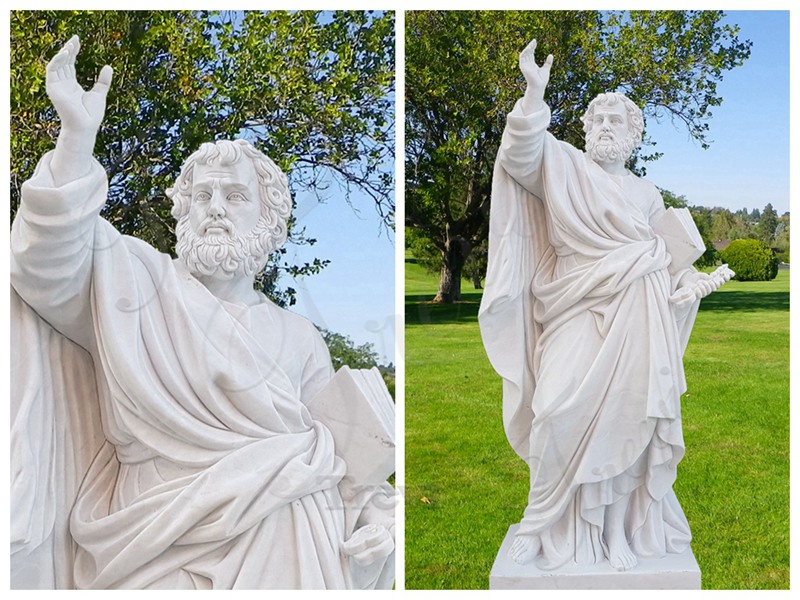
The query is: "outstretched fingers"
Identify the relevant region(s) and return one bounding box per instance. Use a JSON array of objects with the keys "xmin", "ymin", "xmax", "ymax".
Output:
[
  {"xmin": 520, "ymin": 38, "xmax": 554, "ymax": 68},
  {"xmin": 520, "ymin": 38, "xmax": 538, "ymax": 62},
  {"xmin": 92, "ymin": 65, "xmax": 114, "ymax": 97},
  {"xmin": 47, "ymin": 35, "xmax": 80, "ymax": 83}
]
